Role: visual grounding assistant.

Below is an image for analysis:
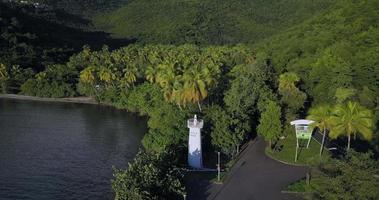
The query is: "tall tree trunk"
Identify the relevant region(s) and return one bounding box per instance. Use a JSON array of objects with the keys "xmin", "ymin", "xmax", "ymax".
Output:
[
  {"xmin": 197, "ymin": 101, "xmax": 202, "ymax": 112},
  {"xmin": 320, "ymin": 129, "xmax": 326, "ymax": 156},
  {"xmin": 347, "ymin": 134, "xmax": 351, "ymax": 150}
]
